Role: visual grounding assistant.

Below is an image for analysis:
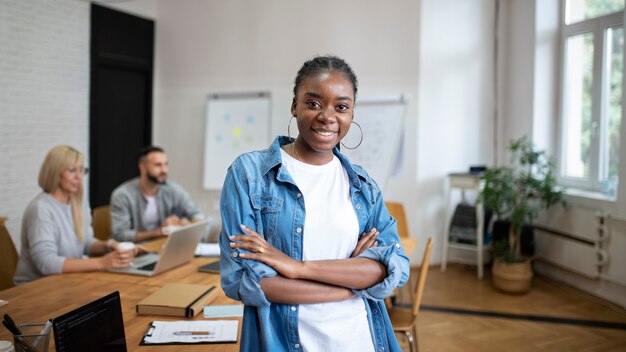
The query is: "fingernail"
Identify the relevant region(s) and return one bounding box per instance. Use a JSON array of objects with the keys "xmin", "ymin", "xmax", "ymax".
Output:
[
  {"xmin": 240, "ymin": 224, "xmax": 247, "ymax": 231},
  {"xmin": 229, "ymin": 235, "xmax": 236, "ymax": 240},
  {"xmin": 229, "ymin": 242, "xmax": 235, "ymax": 247},
  {"xmin": 371, "ymin": 228, "xmax": 377, "ymax": 232}
]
